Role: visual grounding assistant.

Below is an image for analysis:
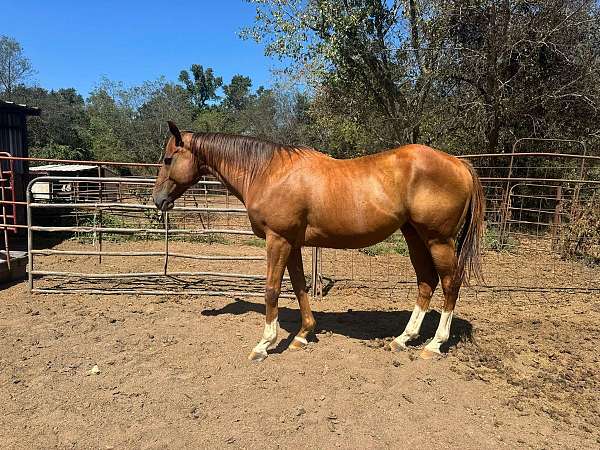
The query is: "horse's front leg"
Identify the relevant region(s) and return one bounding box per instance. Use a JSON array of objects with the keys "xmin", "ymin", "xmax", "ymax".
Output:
[
  {"xmin": 248, "ymin": 233, "xmax": 291, "ymax": 362},
  {"xmin": 286, "ymin": 247, "xmax": 316, "ymax": 350}
]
